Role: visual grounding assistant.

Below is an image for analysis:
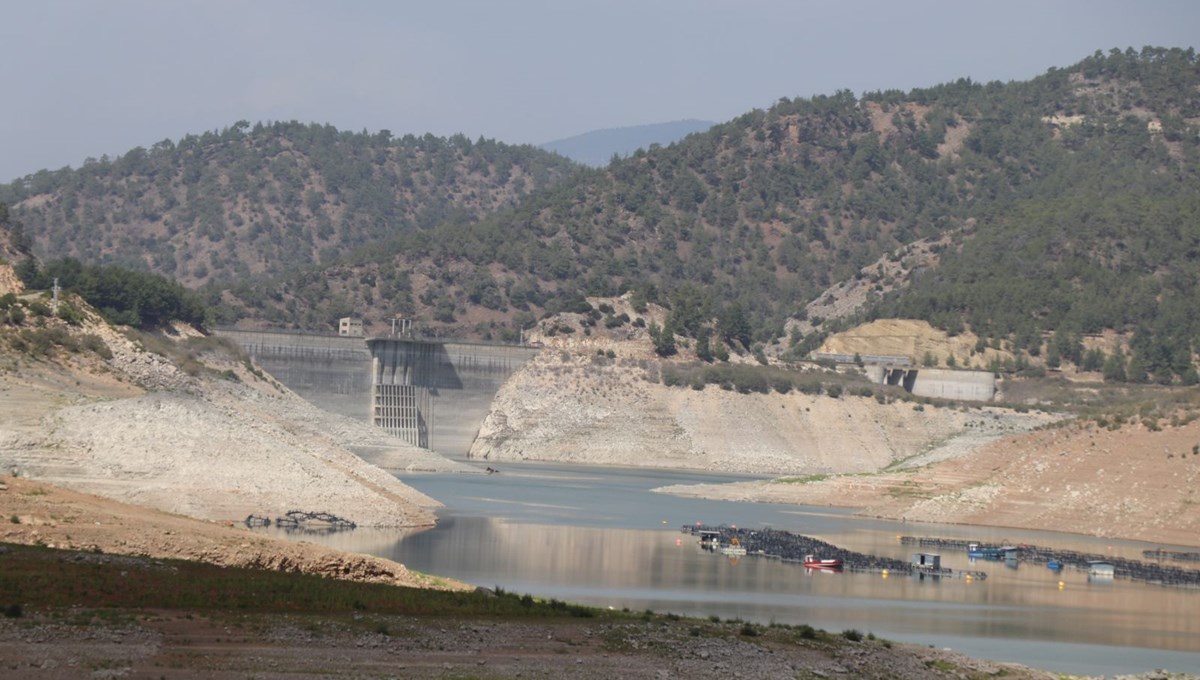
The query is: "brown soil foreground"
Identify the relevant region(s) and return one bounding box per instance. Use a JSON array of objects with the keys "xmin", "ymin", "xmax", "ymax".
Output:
[{"xmin": 0, "ymin": 610, "xmax": 1096, "ymax": 680}]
